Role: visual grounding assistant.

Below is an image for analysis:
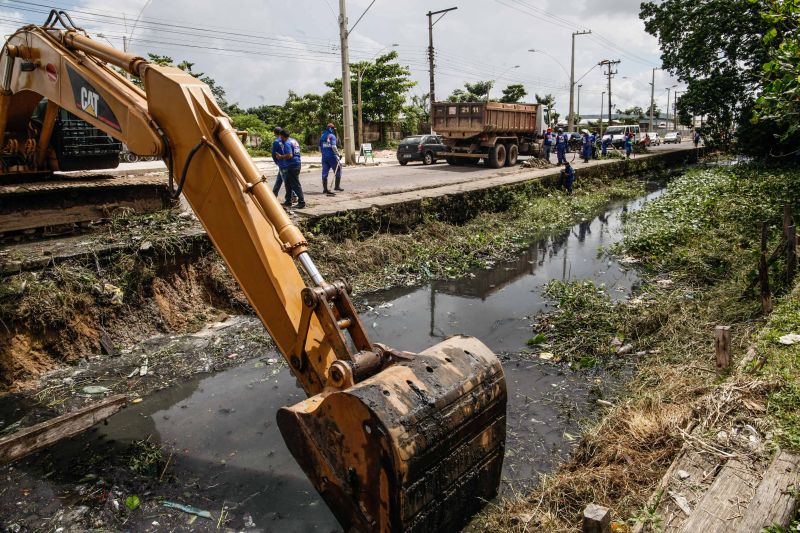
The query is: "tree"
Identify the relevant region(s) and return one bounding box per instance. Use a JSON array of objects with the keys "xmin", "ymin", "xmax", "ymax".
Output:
[
  {"xmin": 640, "ymin": 0, "xmax": 774, "ymax": 150},
  {"xmin": 277, "ymin": 89, "xmax": 342, "ymax": 148},
  {"xmin": 621, "ymin": 106, "xmax": 645, "ymax": 118},
  {"xmin": 646, "ymin": 102, "xmax": 662, "ymax": 118},
  {"xmin": 230, "ymin": 114, "xmax": 271, "ymax": 141},
  {"xmin": 752, "ymin": 0, "xmax": 800, "ymax": 151},
  {"xmin": 401, "ymin": 93, "xmax": 430, "ymax": 136},
  {"xmin": 447, "ymin": 81, "xmax": 494, "ymax": 102},
  {"xmin": 326, "ymin": 51, "xmax": 416, "ymax": 143},
  {"xmin": 535, "ymin": 93, "xmax": 559, "ymax": 126},
  {"xmin": 500, "ymin": 84, "xmax": 527, "ymax": 103}
]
